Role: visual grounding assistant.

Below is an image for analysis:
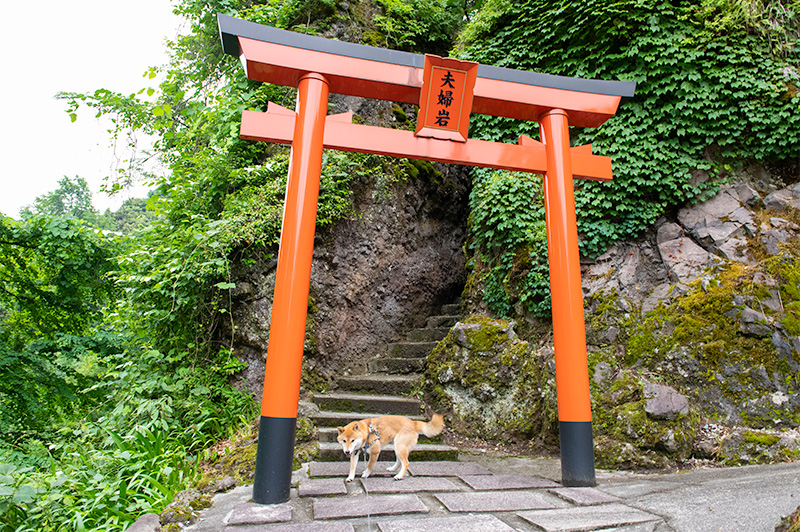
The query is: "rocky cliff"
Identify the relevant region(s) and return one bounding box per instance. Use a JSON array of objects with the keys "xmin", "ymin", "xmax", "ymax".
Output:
[
  {"xmin": 222, "ymin": 131, "xmax": 471, "ymax": 396},
  {"xmin": 426, "ymin": 168, "xmax": 800, "ymax": 469}
]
